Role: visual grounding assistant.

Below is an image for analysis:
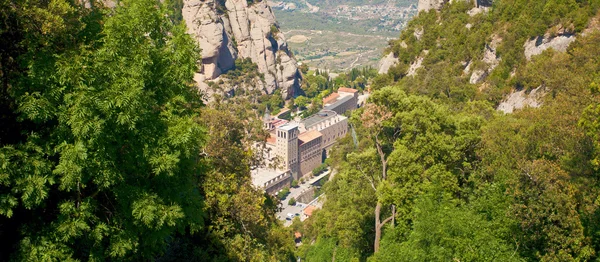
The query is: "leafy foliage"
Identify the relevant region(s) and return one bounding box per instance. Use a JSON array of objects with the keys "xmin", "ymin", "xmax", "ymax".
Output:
[
  {"xmin": 0, "ymin": 0, "xmax": 294, "ymax": 261},
  {"xmin": 301, "ymin": 2, "xmax": 600, "ymax": 261}
]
